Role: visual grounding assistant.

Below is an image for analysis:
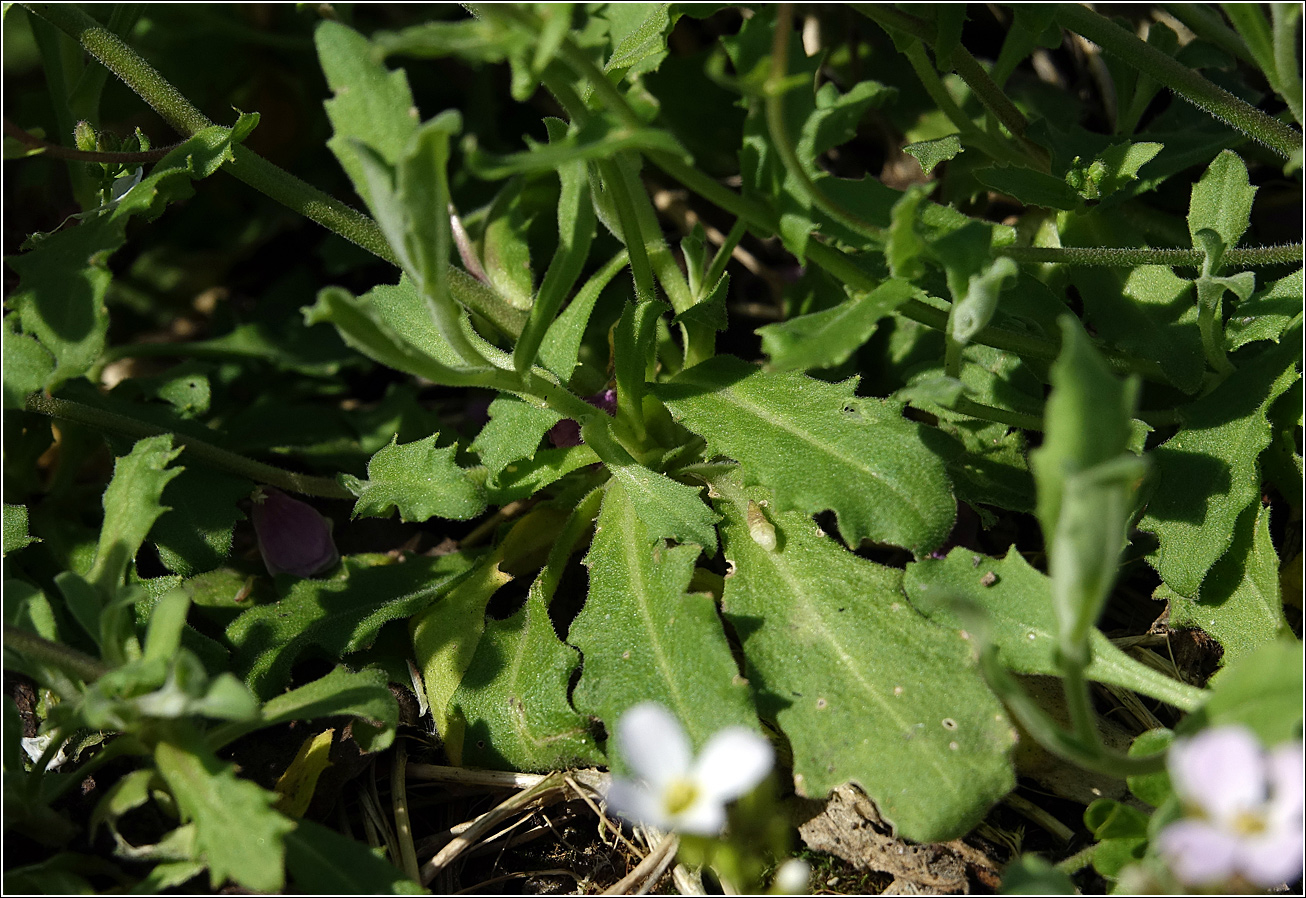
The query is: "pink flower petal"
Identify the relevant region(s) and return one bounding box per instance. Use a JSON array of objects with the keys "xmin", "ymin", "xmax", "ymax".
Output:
[
  {"xmin": 1156, "ymin": 819, "xmax": 1240, "ymax": 885},
  {"xmin": 1239, "ymin": 827, "xmax": 1305, "ymax": 887},
  {"xmin": 1169, "ymin": 726, "xmax": 1265, "ymax": 821}
]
